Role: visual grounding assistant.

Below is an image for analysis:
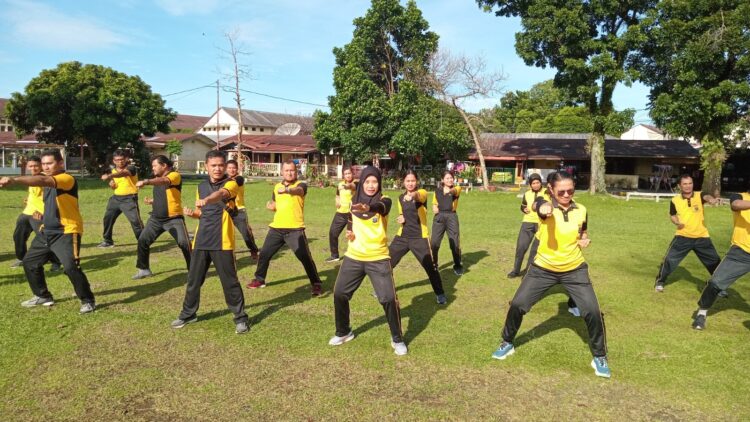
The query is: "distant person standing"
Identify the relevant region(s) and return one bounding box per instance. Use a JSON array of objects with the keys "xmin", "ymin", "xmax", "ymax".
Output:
[
  {"xmin": 329, "ymin": 166, "xmax": 407, "ymax": 355},
  {"xmin": 99, "ymin": 149, "xmax": 143, "ymax": 247},
  {"xmin": 508, "ymin": 173, "xmax": 544, "ymax": 278},
  {"xmin": 326, "ymin": 166, "xmax": 356, "ymax": 262},
  {"xmin": 654, "ymin": 174, "xmax": 722, "ymax": 293},
  {"xmin": 11, "ymin": 155, "xmax": 61, "ymax": 271},
  {"xmin": 226, "ymin": 159, "xmax": 259, "ymax": 260},
  {"xmin": 692, "ymin": 186, "xmax": 750, "ymax": 330},
  {"xmin": 431, "ymin": 170, "xmax": 463, "ymax": 275},
  {"xmin": 248, "ymin": 160, "xmax": 323, "ymax": 296},
  {"xmin": 173, "ymin": 150, "xmax": 249, "ymax": 334},
  {"xmin": 389, "ymin": 170, "xmax": 446, "ymax": 305},
  {"xmin": 0, "ymin": 150, "xmax": 96, "ymax": 313},
  {"xmin": 132, "ymin": 155, "xmax": 192, "ymax": 279}
]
